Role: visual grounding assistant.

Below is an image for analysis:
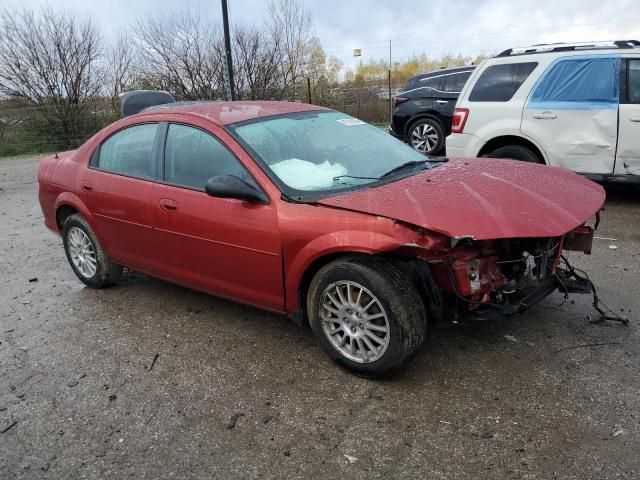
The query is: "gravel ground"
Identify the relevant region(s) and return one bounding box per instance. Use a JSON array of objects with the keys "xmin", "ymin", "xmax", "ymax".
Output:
[{"xmin": 1, "ymin": 155, "xmax": 639, "ymax": 479}]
